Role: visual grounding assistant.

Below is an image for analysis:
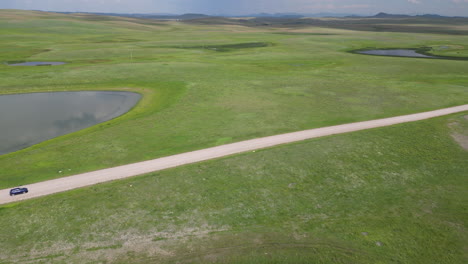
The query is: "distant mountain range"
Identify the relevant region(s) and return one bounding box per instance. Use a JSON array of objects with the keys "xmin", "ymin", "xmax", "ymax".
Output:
[
  {"xmin": 54, "ymin": 11, "xmax": 465, "ymax": 20},
  {"xmin": 243, "ymin": 12, "xmax": 464, "ymax": 19},
  {"xmin": 368, "ymin": 12, "xmax": 450, "ymax": 18},
  {"xmin": 236, "ymin": 12, "xmax": 355, "ymax": 18}
]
